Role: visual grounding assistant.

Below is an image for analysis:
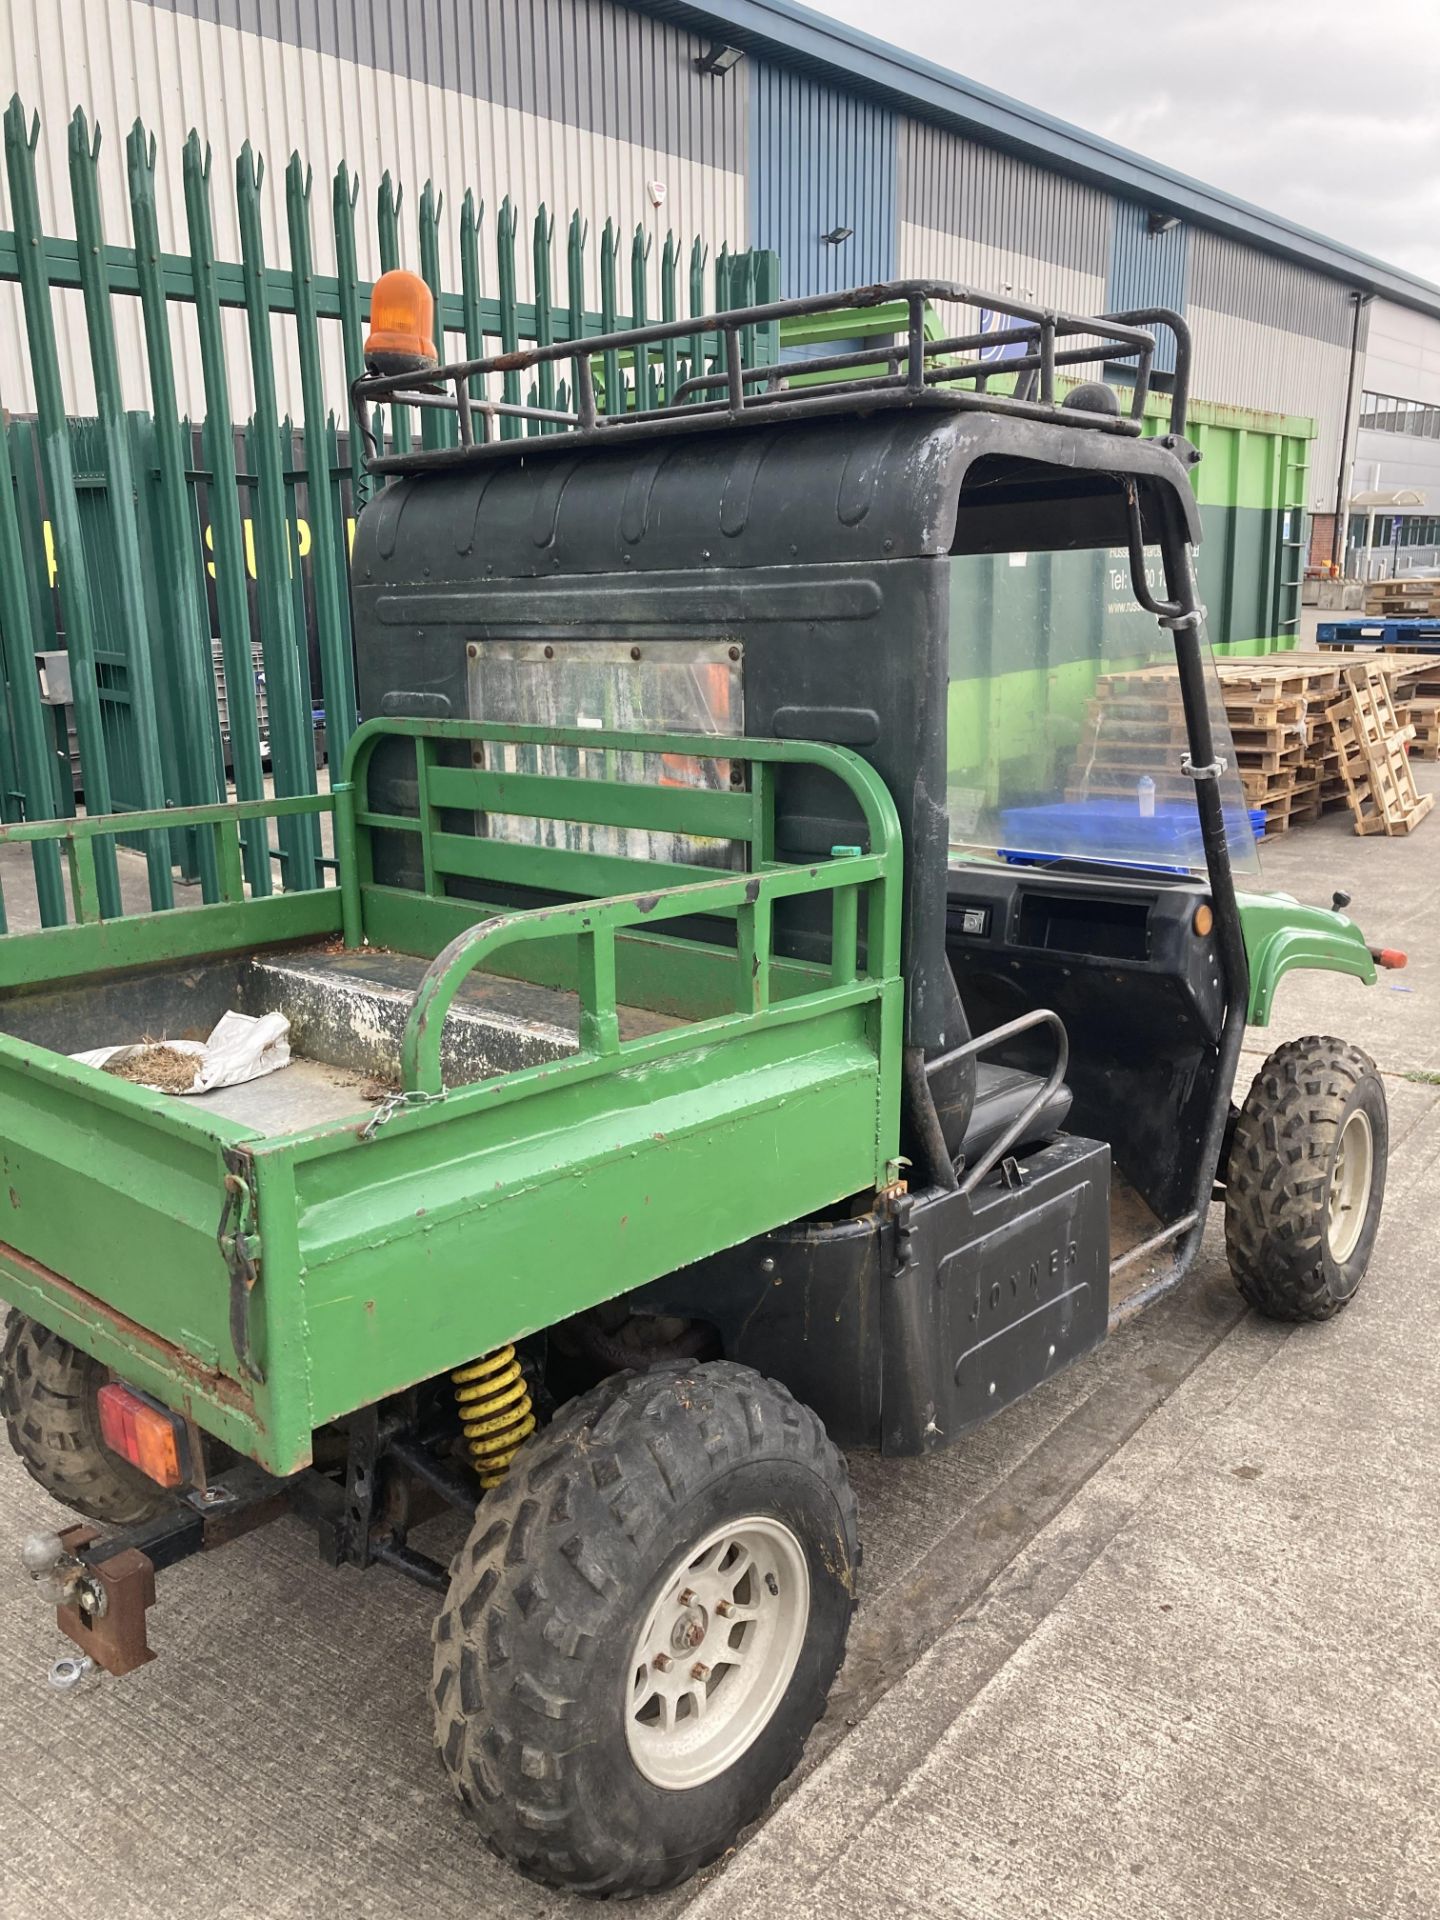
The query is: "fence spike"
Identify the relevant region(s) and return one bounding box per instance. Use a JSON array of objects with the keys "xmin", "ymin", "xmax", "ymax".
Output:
[
  {"xmin": 660, "ymin": 230, "xmax": 679, "ymax": 409},
  {"xmin": 417, "ymin": 179, "xmax": 453, "ymax": 451},
  {"xmin": 4, "ymin": 95, "xmax": 122, "ymax": 913},
  {"xmin": 332, "ymin": 157, "xmax": 370, "ymax": 514},
  {"xmin": 236, "ymin": 136, "xmax": 321, "ymax": 888},
  {"xmin": 532, "ymin": 203, "xmax": 556, "ymax": 431},
  {"xmin": 127, "ymin": 115, "xmax": 228, "ymax": 894},
  {"xmin": 182, "ymin": 127, "xmax": 269, "ymax": 892},
  {"xmin": 631, "ymin": 223, "xmax": 654, "ymax": 410},
  {"xmin": 496, "ymin": 195, "xmax": 521, "ymax": 439},
  {"xmin": 600, "ymin": 217, "xmax": 621, "ymax": 418},
  {"xmin": 287, "ymin": 150, "xmax": 358, "ymax": 757},
  {"xmin": 0, "ymin": 398, "xmax": 67, "ymax": 922},
  {"xmin": 376, "ymin": 171, "xmax": 411, "ymax": 454},
  {"xmin": 460, "ymin": 187, "xmax": 486, "ymax": 399}
]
